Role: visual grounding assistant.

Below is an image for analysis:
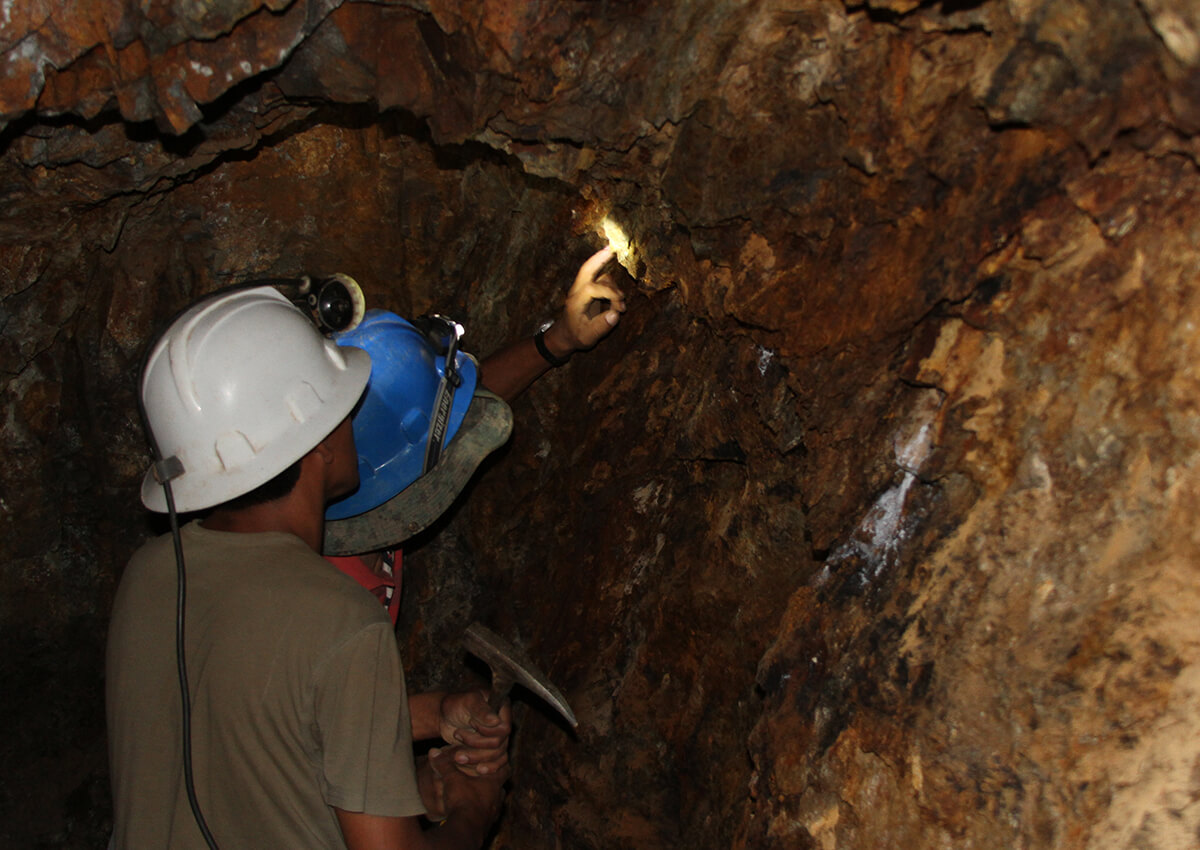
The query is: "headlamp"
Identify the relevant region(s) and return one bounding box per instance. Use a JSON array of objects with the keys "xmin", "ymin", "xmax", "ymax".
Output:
[{"xmin": 308, "ymin": 274, "xmax": 366, "ymax": 334}]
